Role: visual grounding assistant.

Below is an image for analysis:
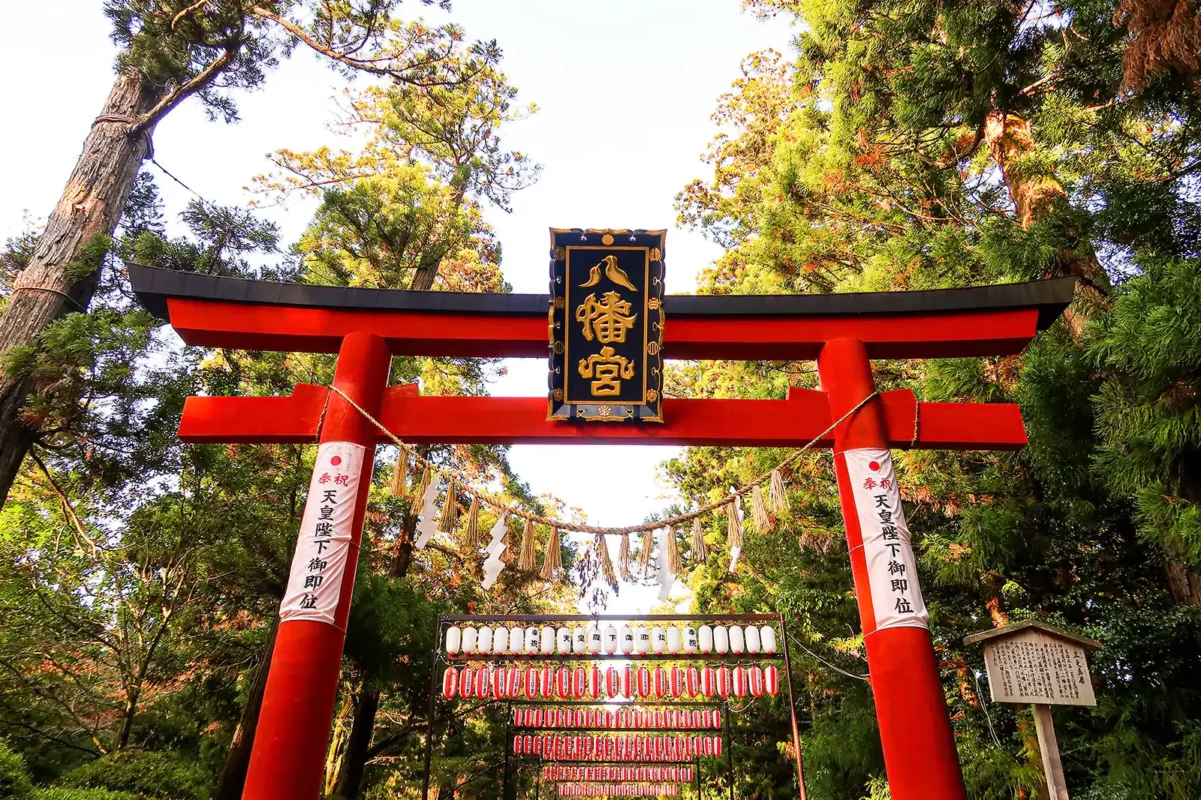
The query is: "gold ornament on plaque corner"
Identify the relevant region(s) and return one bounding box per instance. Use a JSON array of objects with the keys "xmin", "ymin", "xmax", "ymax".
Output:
[{"xmin": 602, "ymin": 233, "xmax": 615, "ymax": 245}]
